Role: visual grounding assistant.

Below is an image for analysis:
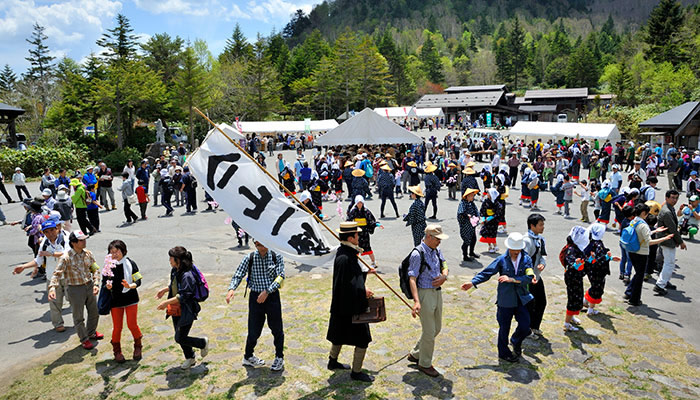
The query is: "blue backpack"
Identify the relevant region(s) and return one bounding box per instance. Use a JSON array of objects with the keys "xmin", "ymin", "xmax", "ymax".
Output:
[
  {"xmin": 362, "ymin": 160, "xmax": 374, "ymax": 178},
  {"xmin": 620, "ymin": 219, "xmax": 645, "ymax": 252}
]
